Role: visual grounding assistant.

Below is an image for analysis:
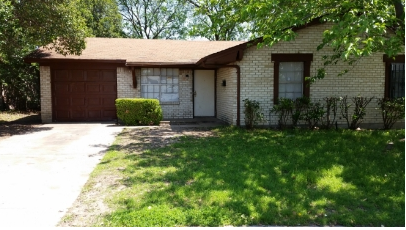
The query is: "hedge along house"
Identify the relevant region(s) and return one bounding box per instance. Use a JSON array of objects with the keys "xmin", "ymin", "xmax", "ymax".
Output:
[{"xmin": 26, "ymin": 21, "xmax": 405, "ymax": 128}]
